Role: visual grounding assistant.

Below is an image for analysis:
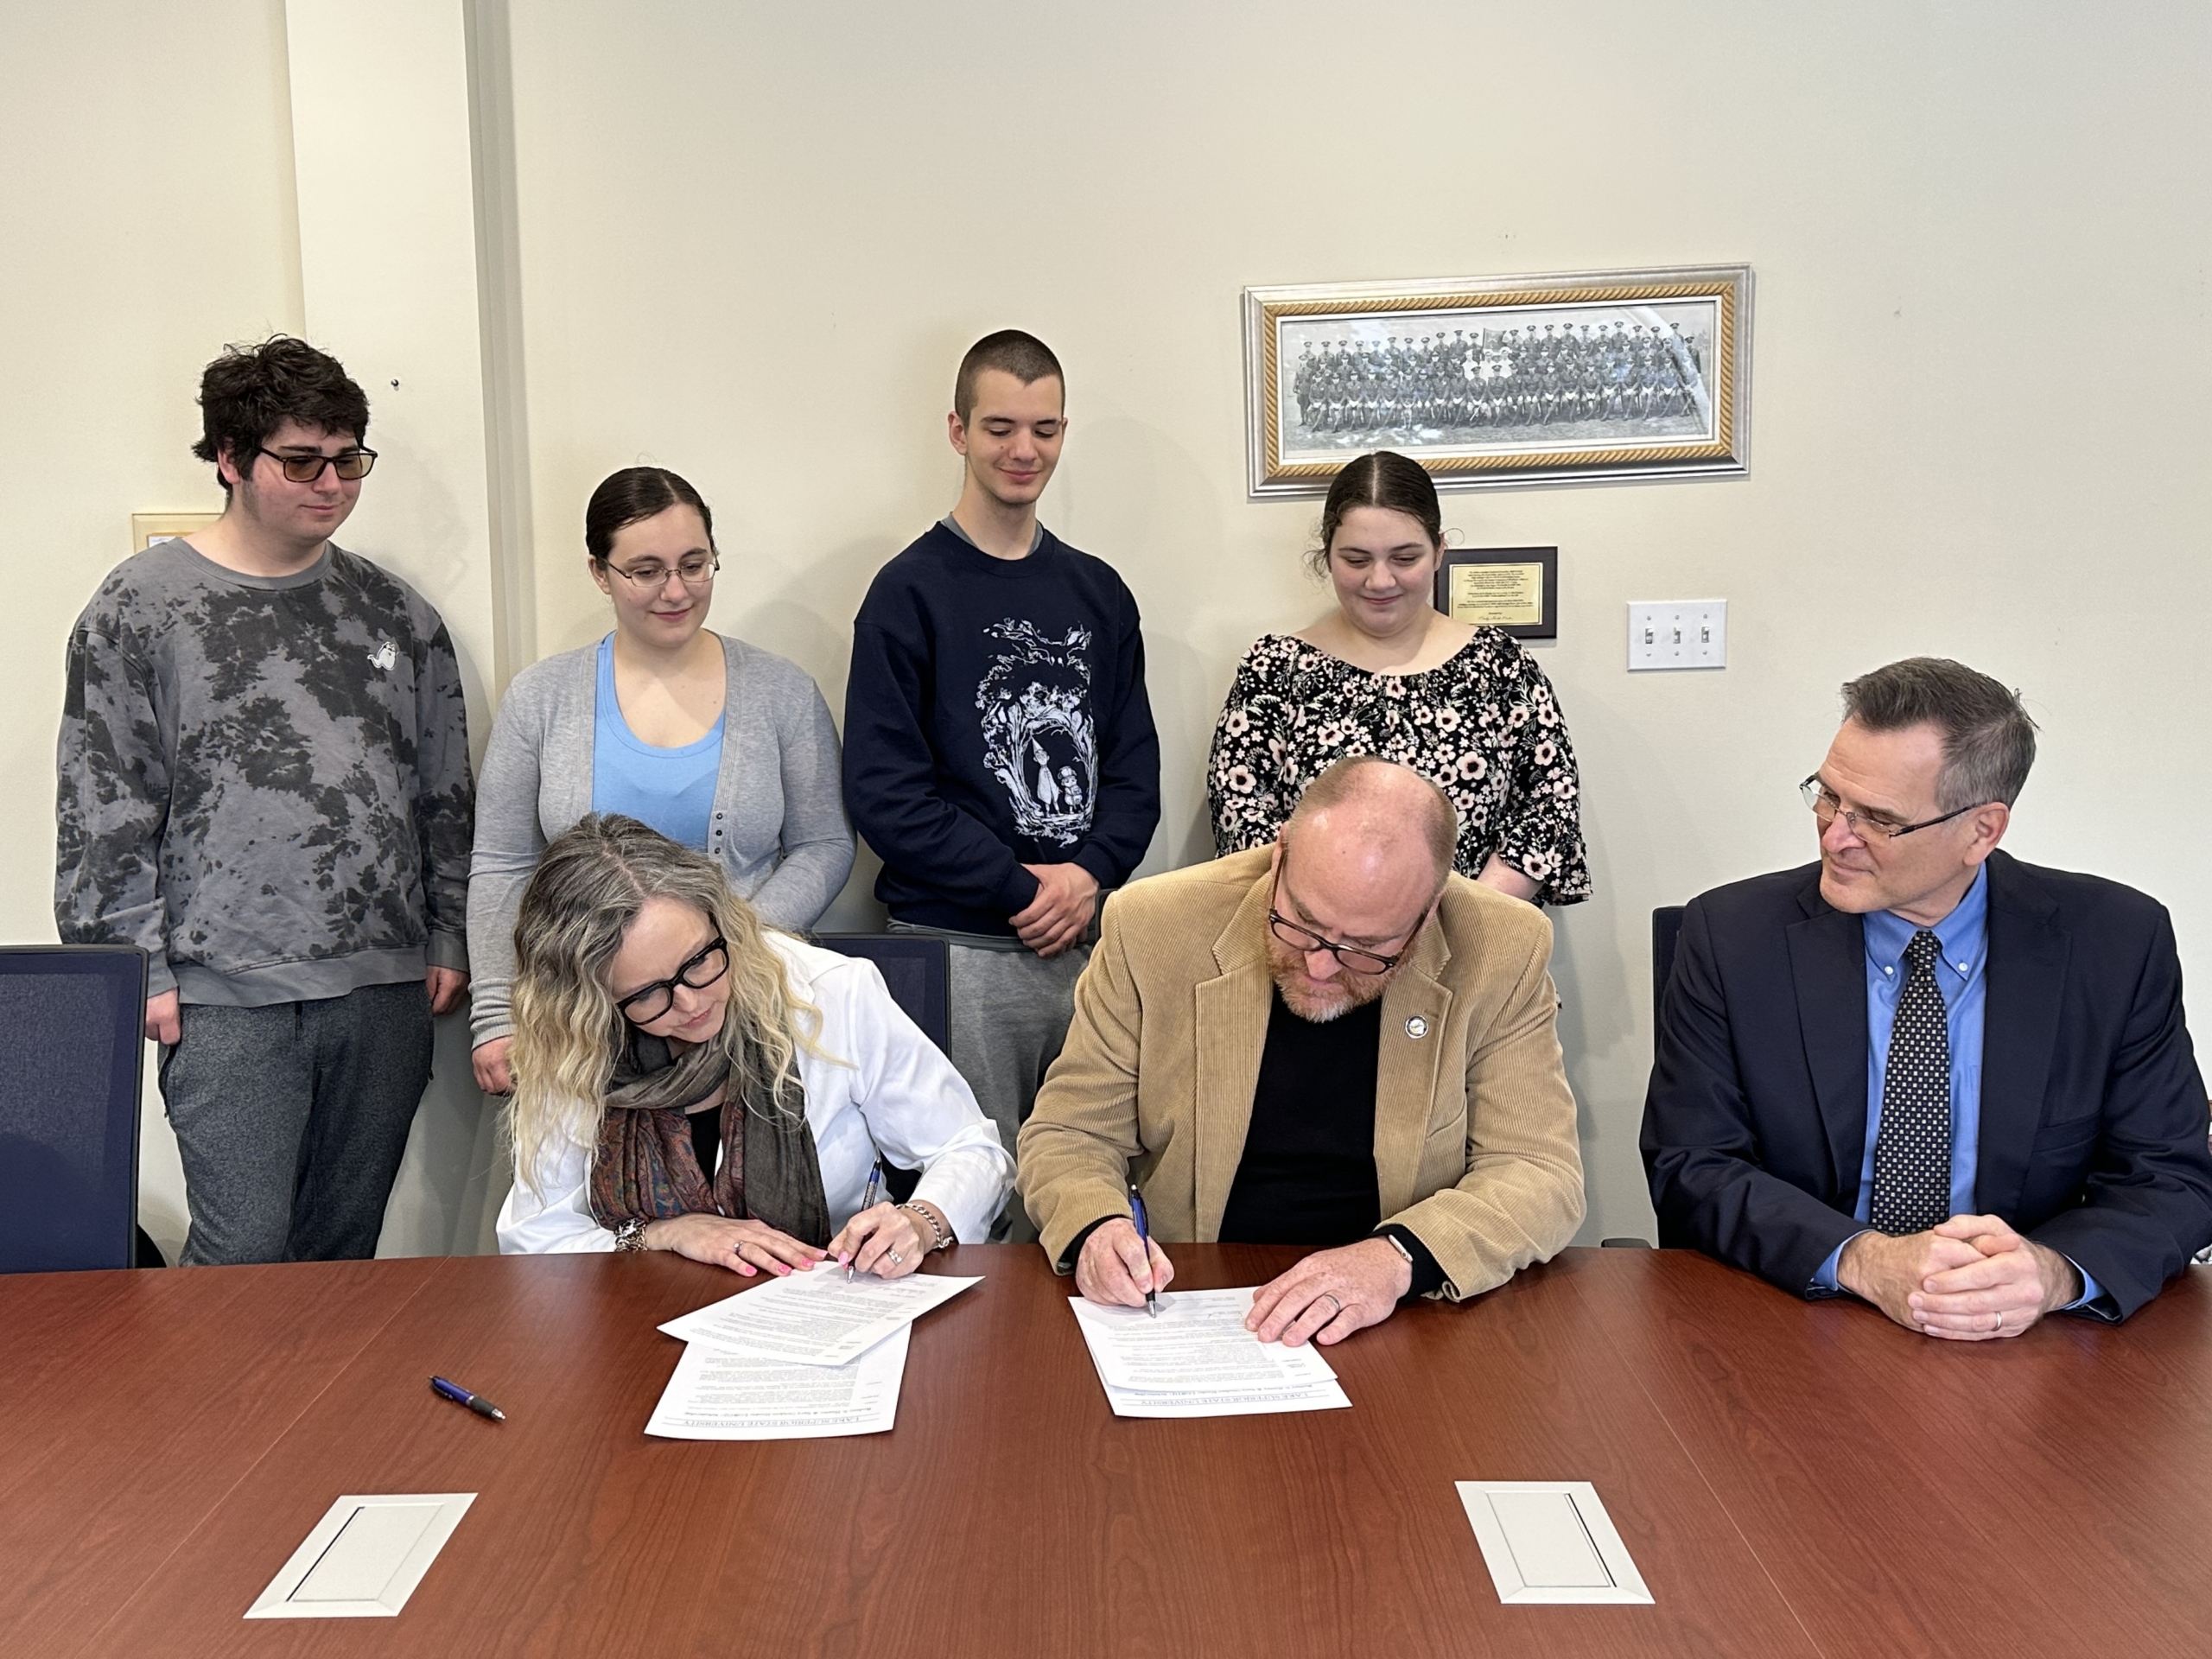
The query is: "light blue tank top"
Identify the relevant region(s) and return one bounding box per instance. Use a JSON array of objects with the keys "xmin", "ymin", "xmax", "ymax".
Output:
[{"xmin": 589, "ymin": 634, "xmax": 725, "ymax": 849}]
